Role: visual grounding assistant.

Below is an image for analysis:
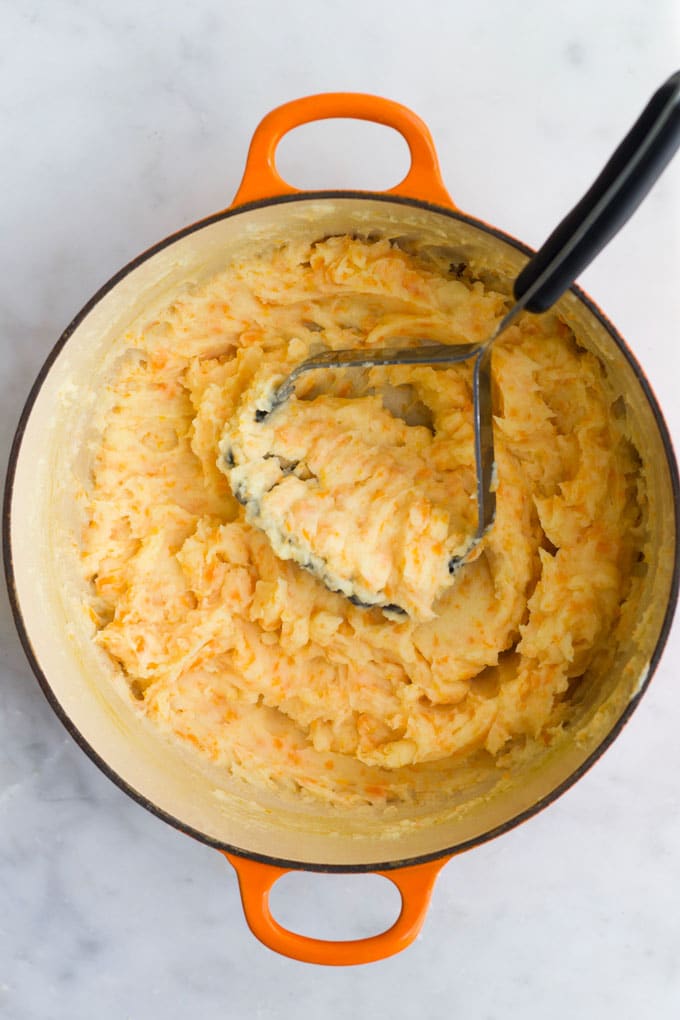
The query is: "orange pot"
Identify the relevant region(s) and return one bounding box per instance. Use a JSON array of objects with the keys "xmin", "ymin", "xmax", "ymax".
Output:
[{"xmin": 4, "ymin": 93, "xmax": 679, "ymax": 966}]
